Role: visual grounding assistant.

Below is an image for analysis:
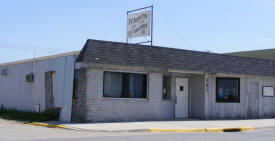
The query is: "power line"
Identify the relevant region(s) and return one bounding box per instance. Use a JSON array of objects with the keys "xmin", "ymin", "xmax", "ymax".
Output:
[
  {"xmin": 156, "ymin": 9, "xmax": 193, "ymax": 49},
  {"xmin": 0, "ymin": 45, "xmax": 56, "ymax": 53},
  {"xmin": 0, "ymin": 41, "xmax": 64, "ymax": 50},
  {"xmin": 101, "ymin": 14, "xmax": 125, "ymax": 39},
  {"xmin": 0, "ymin": 41, "xmax": 66, "ymax": 52},
  {"xmin": 150, "ymin": 1, "xmax": 193, "ymax": 49},
  {"xmin": 0, "ymin": 45, "xmax": 60, "ymax": 63}
]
